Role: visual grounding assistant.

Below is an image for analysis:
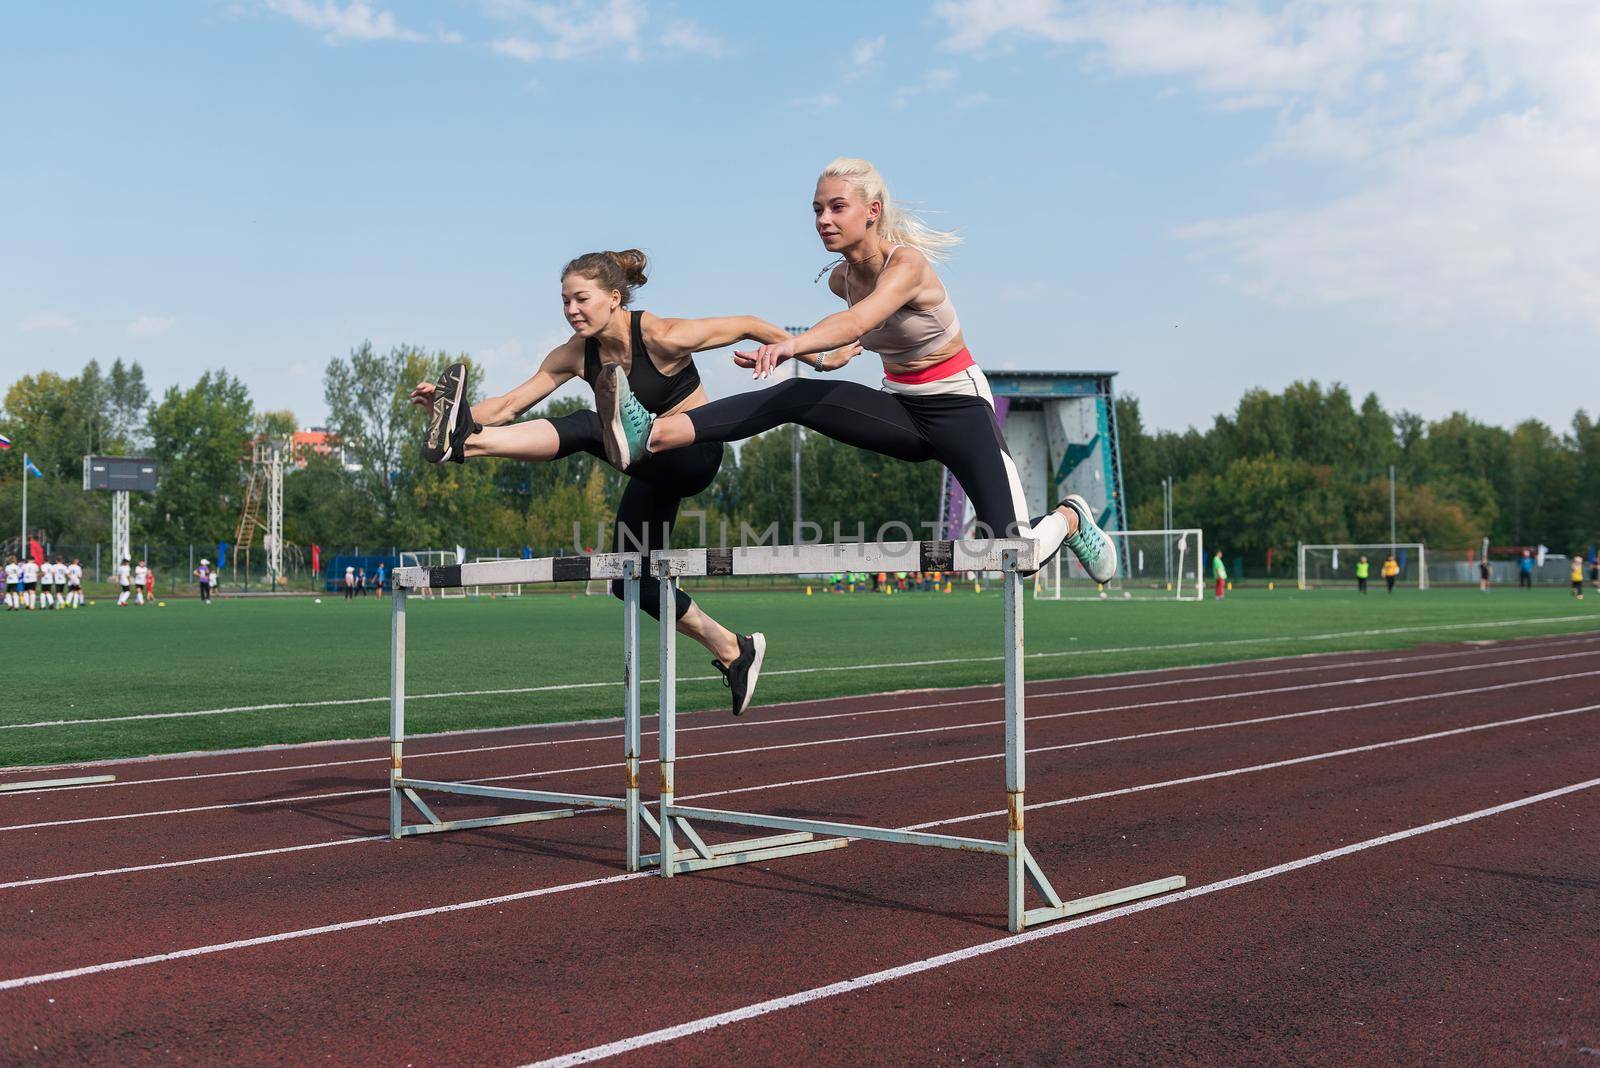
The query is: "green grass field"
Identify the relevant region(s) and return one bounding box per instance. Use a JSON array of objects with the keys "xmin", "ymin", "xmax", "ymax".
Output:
[{"xmin": 3, "ymin": 584, "xmax": 1597, "ymax": 769}]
